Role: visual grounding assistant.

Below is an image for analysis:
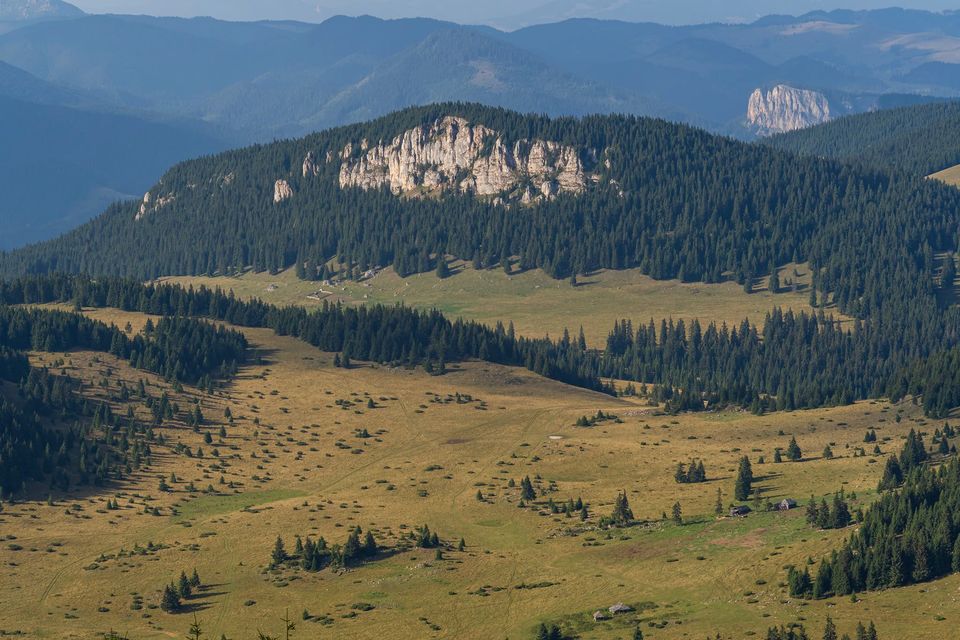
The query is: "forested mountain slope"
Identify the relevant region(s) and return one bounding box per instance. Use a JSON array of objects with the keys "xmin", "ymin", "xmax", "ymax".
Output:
[
  {"xmin": 0, "ymin": 92, "xmax": 228, "ymax": 250},
  {"xmin": 2, "ymin": 103, "xmax": 955, "ymax": 309},
  {"xmin": 6, "ymin": 103, "xmax": 960, "ymax": 413},
  {"xmin": 762, "ymin": 100, "xmax": 960, "ymax": 176}
]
